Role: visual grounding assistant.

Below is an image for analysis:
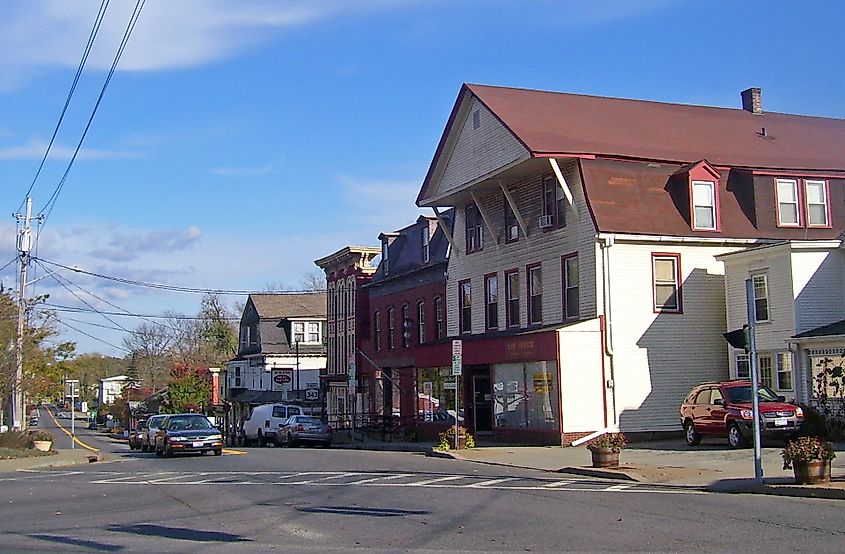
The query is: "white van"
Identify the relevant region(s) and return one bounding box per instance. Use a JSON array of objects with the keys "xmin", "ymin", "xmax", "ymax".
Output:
[{"xmin": 243, "ymin": 403, "xmax": 304, "ymax": 446}]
